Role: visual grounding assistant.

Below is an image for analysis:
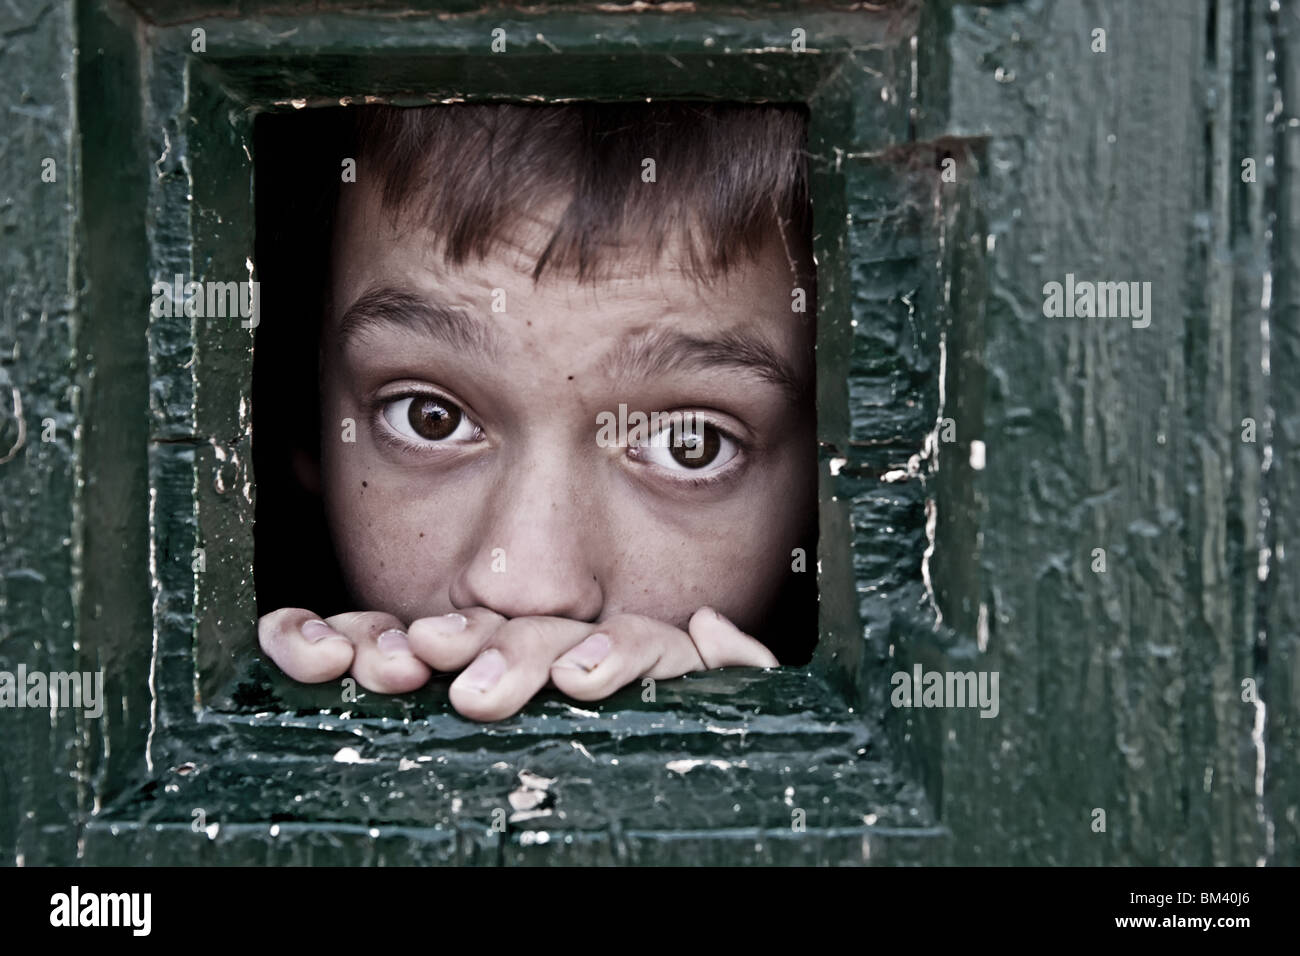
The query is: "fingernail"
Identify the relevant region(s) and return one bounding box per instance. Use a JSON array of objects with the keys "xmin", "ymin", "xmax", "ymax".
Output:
[
  {"xmin": 698, "ymin": 607, "xmax": 733, "ymax": 631},
  {"xmin": 459, "ymin": 648, "xmax": 506, "ymax": 692},
  {"xmin": 689, "ymin": 607, "xmax": 732, "ymax": 648},
  {"xmin": 555, "ymin": 632, "xmax": 611, "ymax": 672},
  {"xmin": 302, "ymin": 619, "xmax": 342, "ymax": 643},
  {"xmin": 689, "ymin": 608, "xmax": 776, "ymax": 669},
  {"xmin": 377, "ymin": 629, "xmax": 410, "ymax": 656},
  {"xmin": 422, "ymin": 613, "xmax": 468, "ymax": 634}
]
